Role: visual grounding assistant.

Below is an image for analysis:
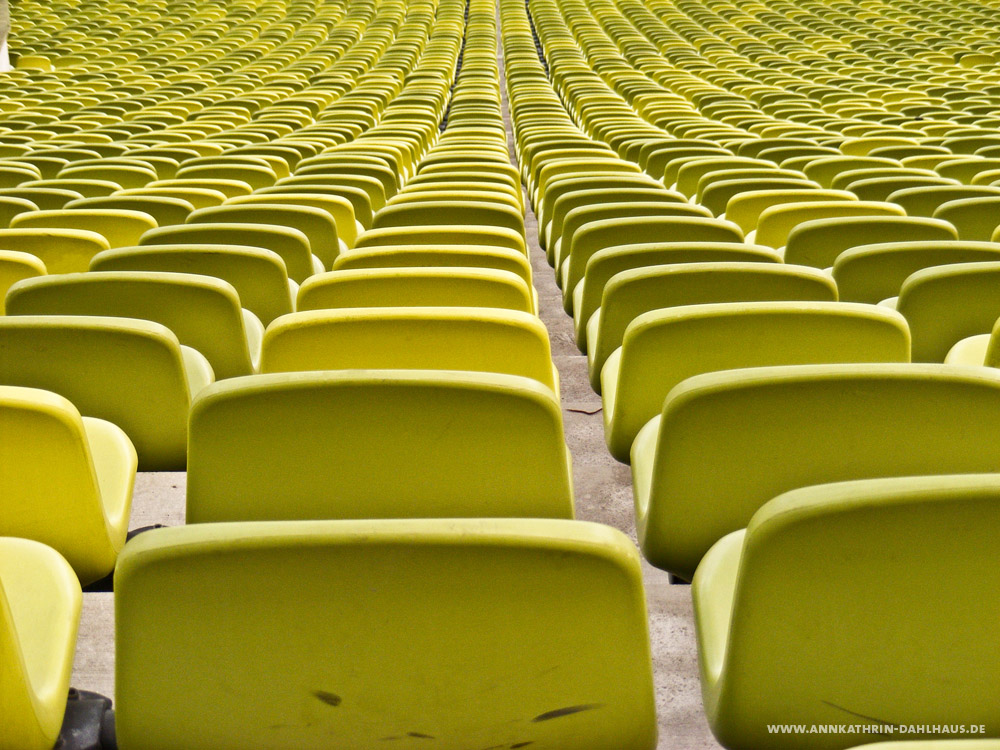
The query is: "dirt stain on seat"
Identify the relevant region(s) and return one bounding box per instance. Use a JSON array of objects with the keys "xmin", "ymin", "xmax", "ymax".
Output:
[{"xmin": 531, "ymin": 703, "xmax": 603, "ymax": 722}]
